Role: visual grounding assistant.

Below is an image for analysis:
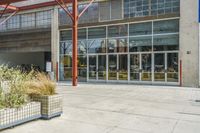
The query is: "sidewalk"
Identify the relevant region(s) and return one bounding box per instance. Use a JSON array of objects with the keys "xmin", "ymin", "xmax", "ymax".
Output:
[{"xmin": 2, "ymin": 84, "xmax": 200, "ymax": 133}]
